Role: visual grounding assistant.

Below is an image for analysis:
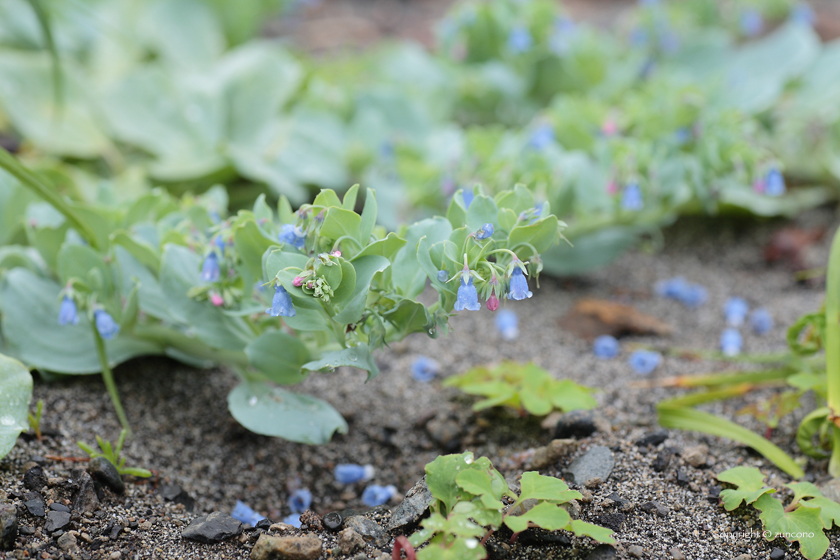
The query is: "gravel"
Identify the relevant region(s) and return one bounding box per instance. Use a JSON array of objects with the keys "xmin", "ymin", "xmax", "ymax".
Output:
[{"xmin": 2, "ymin": 210, "xmax": 840, "ymax": 559}]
